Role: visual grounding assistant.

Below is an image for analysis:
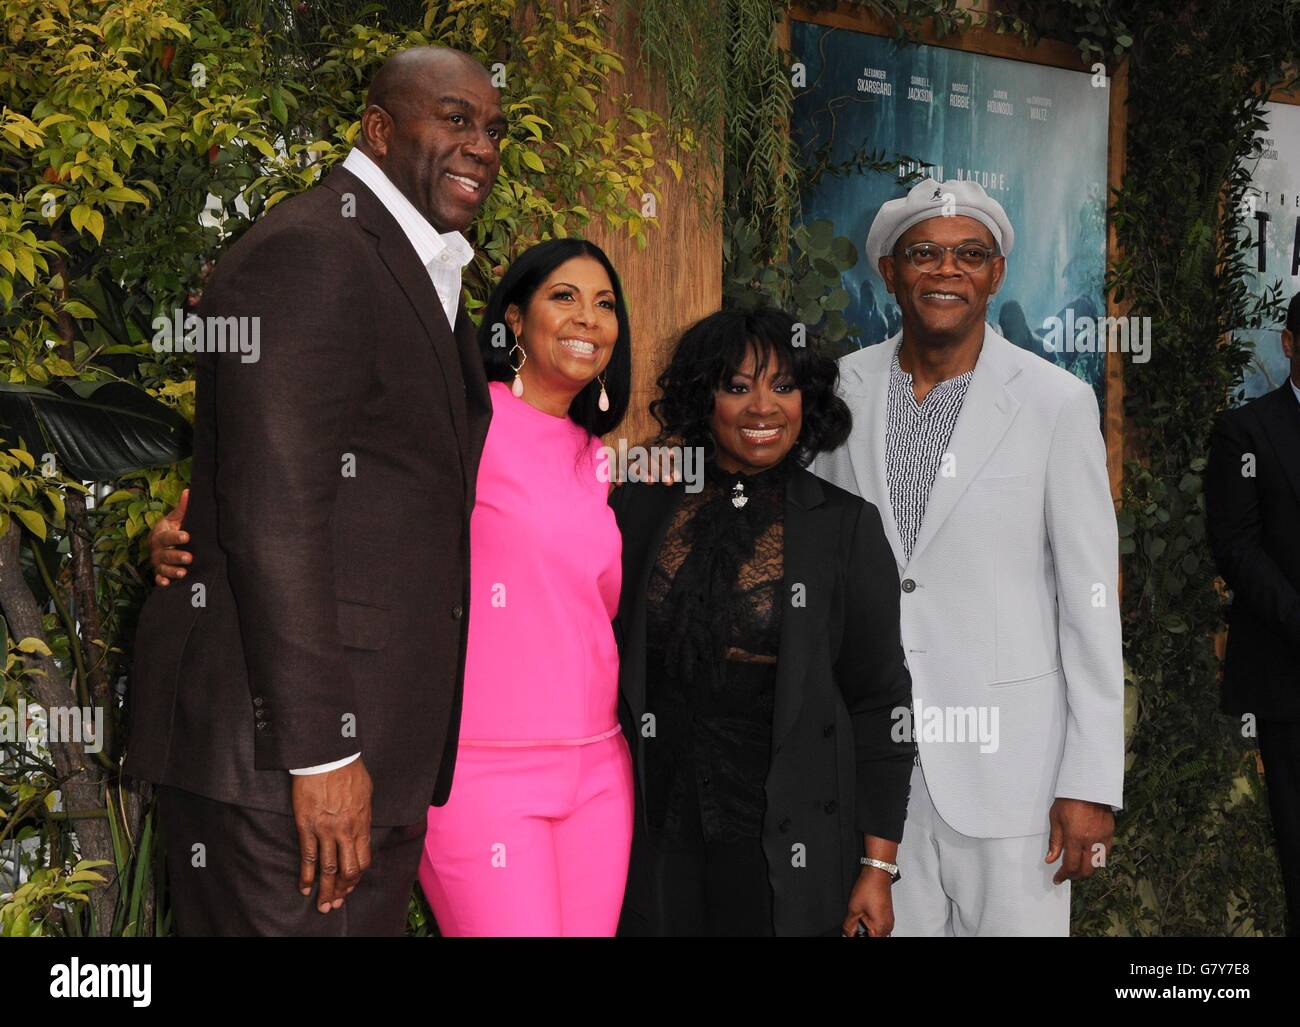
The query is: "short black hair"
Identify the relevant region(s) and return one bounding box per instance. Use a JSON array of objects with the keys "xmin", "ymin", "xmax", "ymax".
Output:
[
  {"xmin": 650, "ymin": 307, "xmax": 851, "ymax": 466},
  {"xmin": 477, "ymin": 238, "xmax": 631, "ymax": 436},
  {"xmin": 1286, "ymin": 290, "xmax": 1300, "ymax": 336}
]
